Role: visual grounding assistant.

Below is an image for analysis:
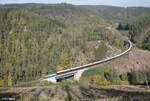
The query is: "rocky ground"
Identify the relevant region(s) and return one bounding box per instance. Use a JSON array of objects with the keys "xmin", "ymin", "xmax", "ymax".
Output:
[
  {"xmin": 107, "ymin": 48, "xmax": 150, "ymax": 74},
  {"xmin": 0, "ymin": 85, "xmax": 150, "ymax": 101}
]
